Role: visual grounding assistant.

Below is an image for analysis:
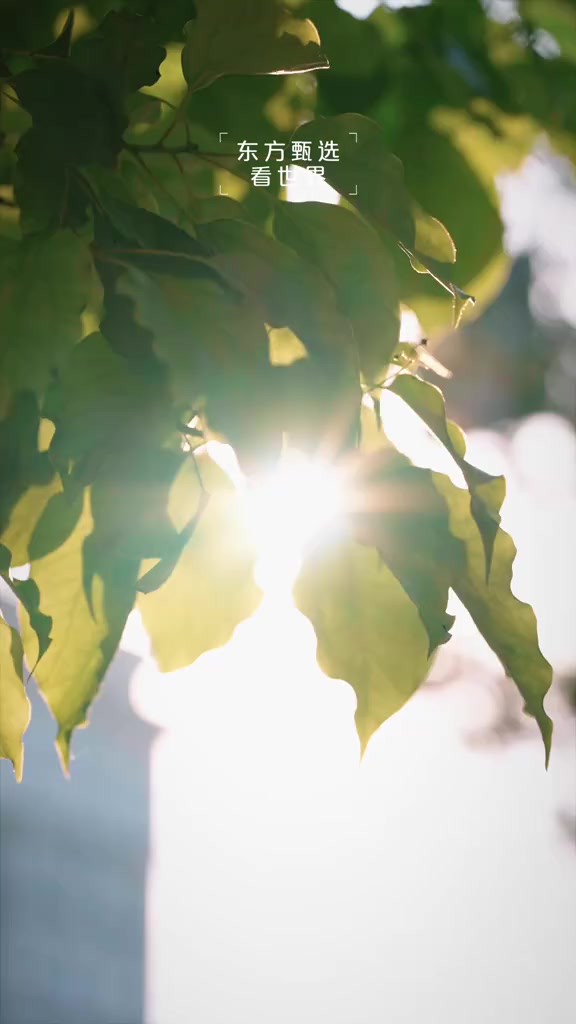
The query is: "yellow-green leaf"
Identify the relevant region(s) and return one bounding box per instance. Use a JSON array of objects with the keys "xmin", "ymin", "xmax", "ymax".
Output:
[
  {"xmin": 351, "ymin": 450, "xmax": 458, "ymax": 655},
  {"xmin": 197, "ymin": 216, "xmax": 355, "ymax": 364},
  {"xmin": 196, "ymin": 216, "xmax": 360, "ymax": 456},
  {"xmin": 139, "ymin": 452, "xmax": 261, "ymax": 672},
  {"xmin": 0, "ymin": 473, "xmax": 61, "ymax": 566},
  {"xmin": 291, "ymin": 113, "xmax": 415, "ymax": 247},
  {"xmin": 2, "ymin": 575, "xmax": 52, "ymax": 666},
  {"xmin": 274, "ymin": 201, "xmax": 400, "ymax": 381},
  {"xmin": 434, "ymin": 472, "xmax": 553, "ymax": 765},
  {"xmin": 182, "ymin": 0, "xmax": 329, "ymax": 95},
  {"xmin": 20, "ymin": 492, "xmax": 137, "ymax": 772},
  {"xmin": 119, "ymin": 270, "xmax": 269, "ymax": 406},
  {"xmin": 390, "ymin": 374, "xmax": 505, "ymax": 577},
  {"xmin": 0, "ymin": 231, "xmax": 92, "ymax": 394},
  {"xmin": 294, "ymin": 540, "xmax": 430, "ymax": 754},
  {"xmin": 413, "ymin": 204, "xmax": 457, "ymax": 265},
  {"xmin": 0, "ymin": 617, "xmax": 31, "ymax": 781}
]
